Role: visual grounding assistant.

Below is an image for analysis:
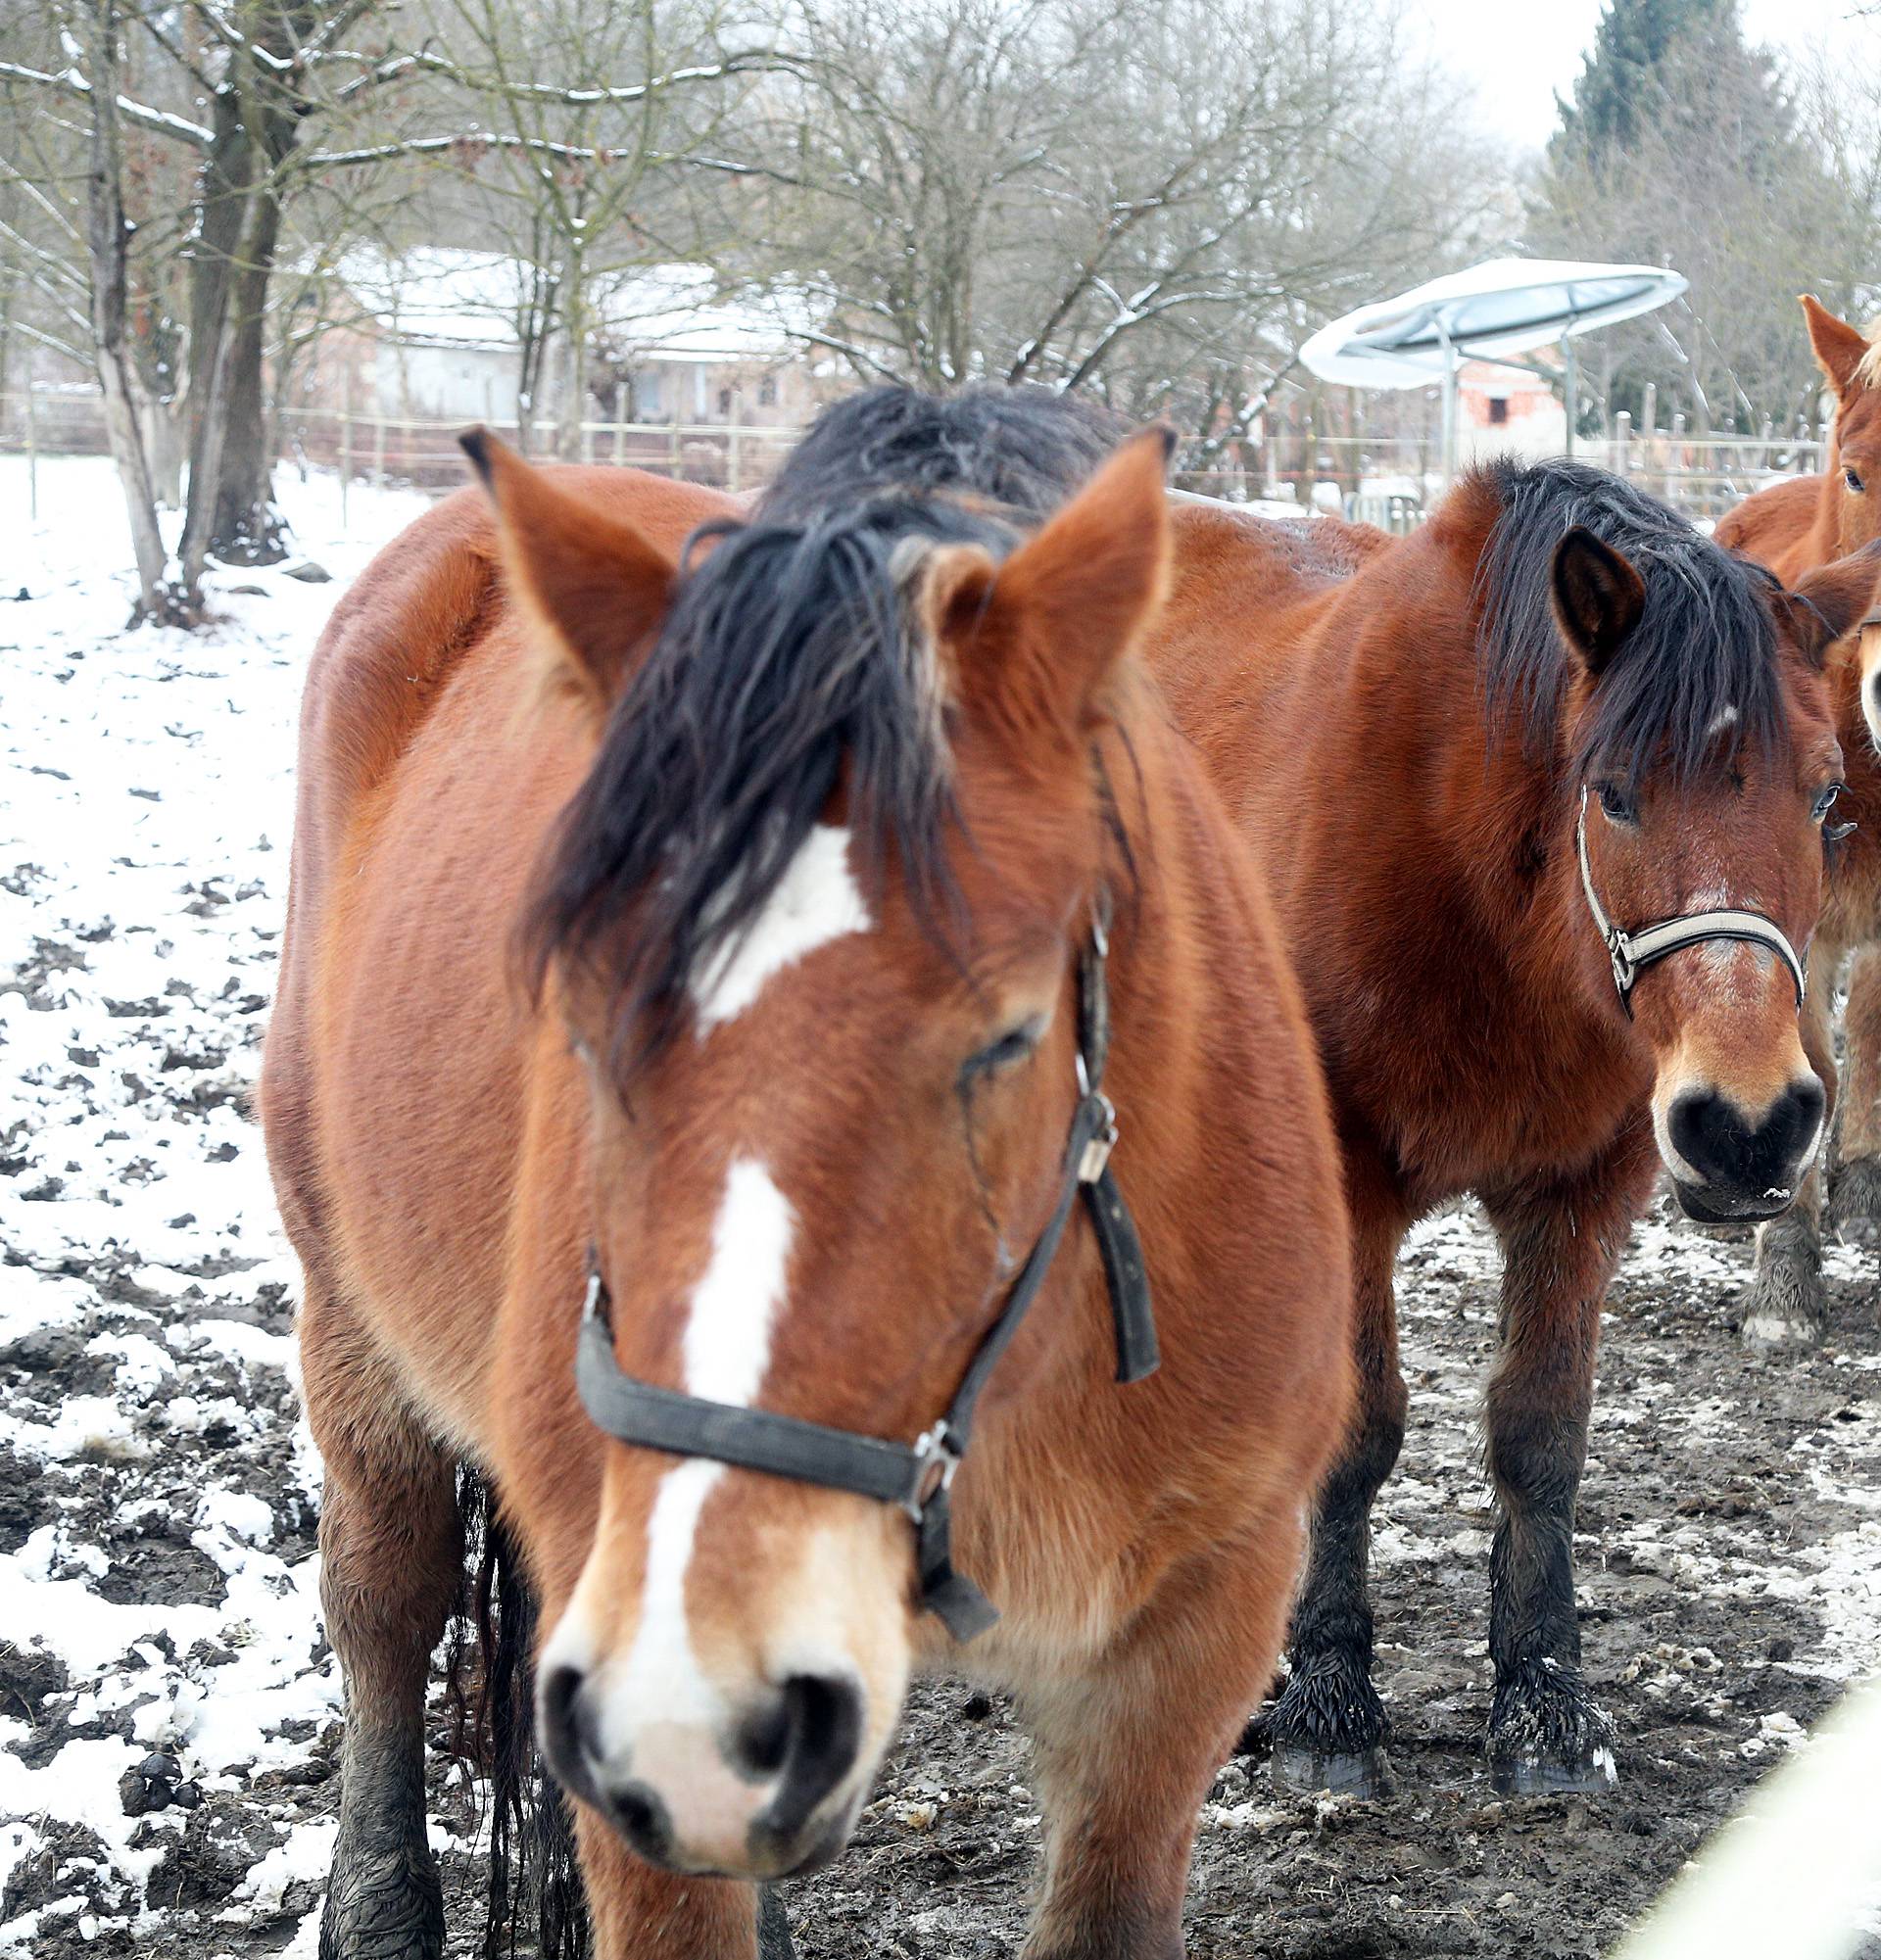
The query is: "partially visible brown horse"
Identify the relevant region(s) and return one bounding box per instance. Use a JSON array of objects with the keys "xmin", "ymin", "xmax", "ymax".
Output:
[
  {"xmin": 1715, "ymin": 297, "xmax": 1881, "ymax": 1337},
  {"xmin": 262, "ymin": 387, "xmax": 1353, "ymax": 1960},
  {"xmin": 1152, "ymin": 457, "xmax": 1872, "ymax": 1797}
]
